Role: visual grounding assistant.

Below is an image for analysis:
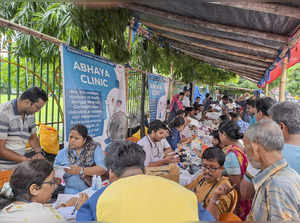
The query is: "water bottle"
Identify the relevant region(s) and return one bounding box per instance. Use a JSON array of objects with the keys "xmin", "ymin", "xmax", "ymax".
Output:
[
  {"xmin": 96, "ymin": 176, "xmax": 102, "ymax": 190},
  {"xmin": 92, "ymin": 175, "xmax": 97, "ymax": 190}
]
